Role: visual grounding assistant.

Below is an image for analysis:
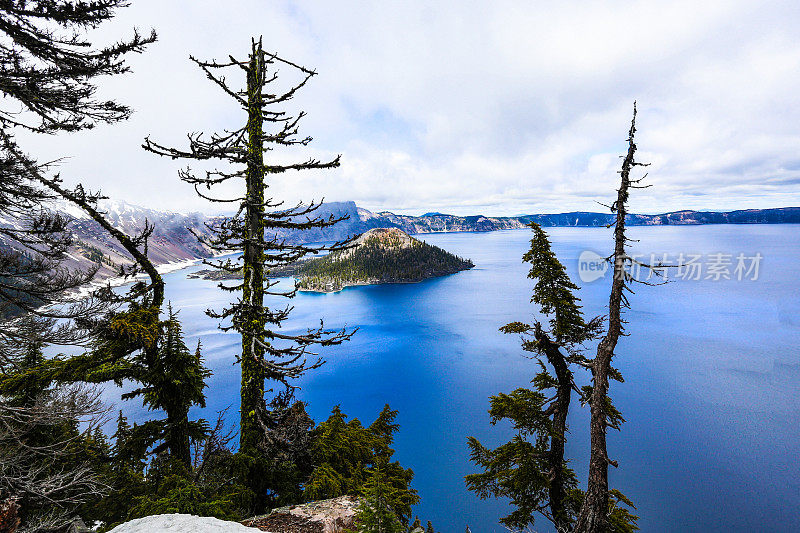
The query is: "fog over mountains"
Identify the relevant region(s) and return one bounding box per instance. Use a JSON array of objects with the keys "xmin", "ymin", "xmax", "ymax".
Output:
[{"xmin": 4, "ymin": 200, "xmax": 798, "ymax": 279}]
